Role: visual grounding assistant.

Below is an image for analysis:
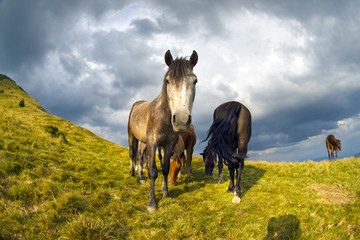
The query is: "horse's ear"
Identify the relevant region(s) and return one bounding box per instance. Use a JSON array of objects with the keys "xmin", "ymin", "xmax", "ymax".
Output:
[
  {"xmin": 165, "ymin": 50, "xmax": 173, "ymax": 66},
  {"xmin": 190, "ymin": 50, "xmax": 198, "ymax": 67}
]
